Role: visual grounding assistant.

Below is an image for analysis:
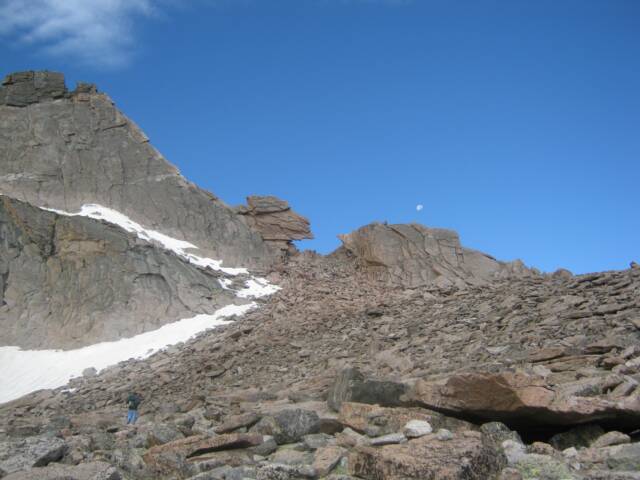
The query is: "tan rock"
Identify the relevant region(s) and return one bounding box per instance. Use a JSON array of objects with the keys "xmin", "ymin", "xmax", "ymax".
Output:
[
  {"xmin": 313, "ymin": 446, "xmax": 346, "ymax": 477},
  {"xmin": 348, "ymin": 433, "xmax": 501, "ymax": 480},
  {"xmin": 144, "ymin": 433, "xmax": 262, "ymax": 462},
  {"xmin": 407, "ymin": 370, "xmax": 640, "ymax": 428},
  {"xmin": 338, "ymin": 402, "xmax": 472, "ymax": 437}
]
